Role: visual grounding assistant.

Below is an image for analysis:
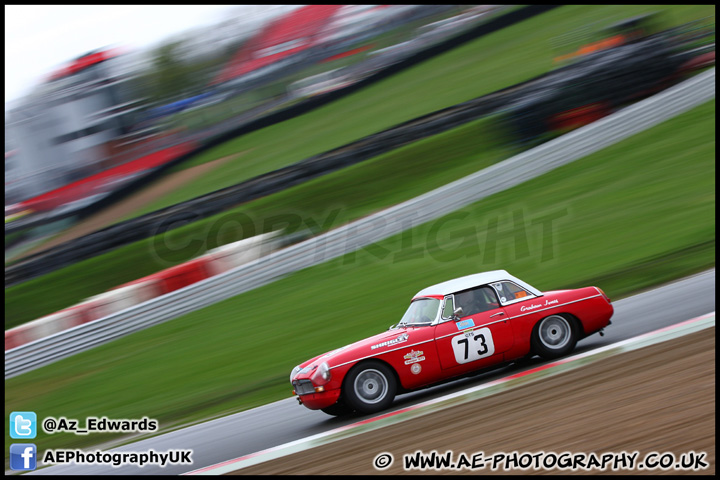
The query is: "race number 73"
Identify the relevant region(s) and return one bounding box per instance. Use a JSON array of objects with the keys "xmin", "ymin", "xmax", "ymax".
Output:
[{"xmin": 452, "ymin": 327, "xmax": 495, "ymax": 364}]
